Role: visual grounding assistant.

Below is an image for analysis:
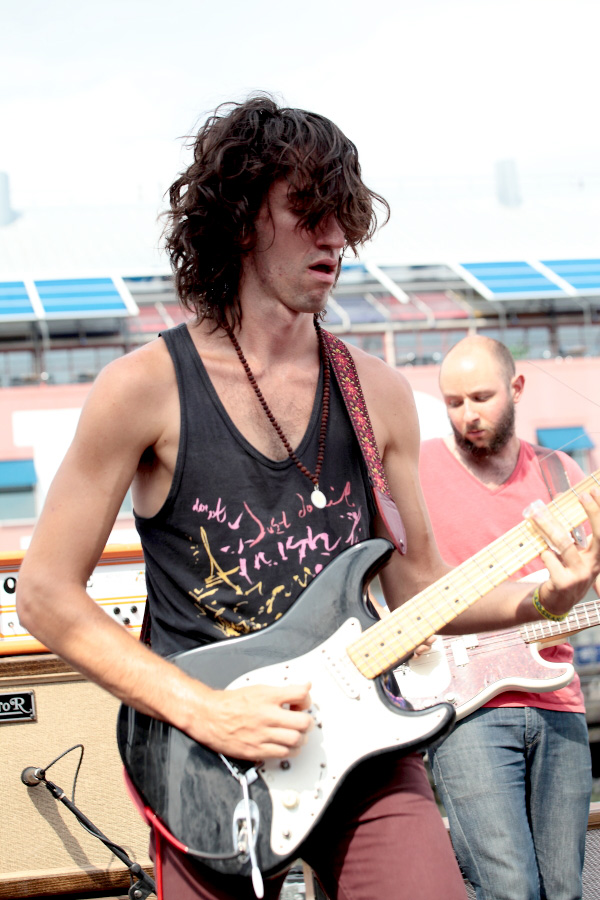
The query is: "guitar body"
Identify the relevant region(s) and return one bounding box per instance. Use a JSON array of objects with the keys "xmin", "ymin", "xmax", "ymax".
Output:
[
  {"xmin": 395, "ymin": 630, "xmax": 574, "ymax": 720},
  {"xmin": 117, "ymin": 539, "xmax": 455, "ymax": 879}
]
